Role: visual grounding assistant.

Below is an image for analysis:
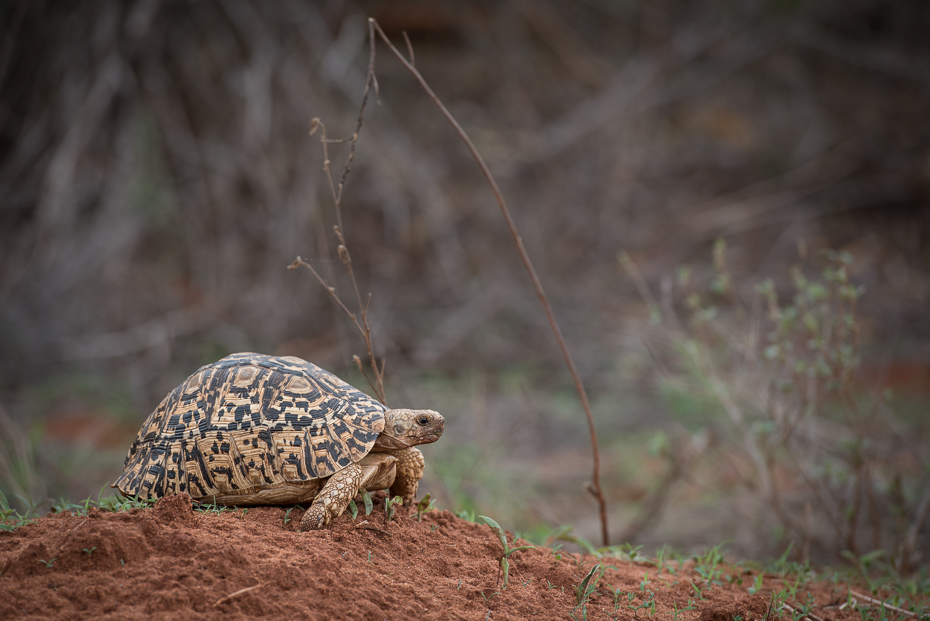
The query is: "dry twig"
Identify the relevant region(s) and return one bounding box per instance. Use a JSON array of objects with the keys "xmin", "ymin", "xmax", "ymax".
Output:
[
  {"xmin": 289, "ymin": 20, "xmax": 386, "ymax": 403},
  {"xmin": 213, "ymin": 583, "xmax": 266, "ymax": 608},
  {"xmin": 849, "ymin": 590, "xmax": 918, "ymax": 618},
  {"xmin": 369, "ymin": 18, "xmax": 609, "ymax": 546}
]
